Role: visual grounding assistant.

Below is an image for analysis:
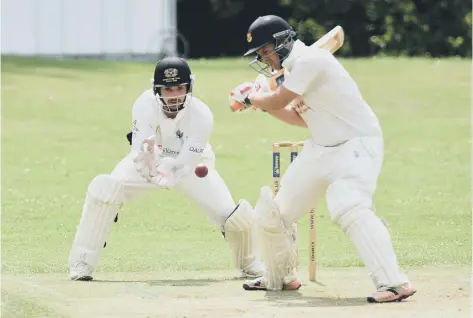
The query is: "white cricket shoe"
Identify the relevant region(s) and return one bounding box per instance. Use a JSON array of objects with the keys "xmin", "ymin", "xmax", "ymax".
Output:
[
  {"xmin": 241, "ymin": 260, "xmax": 266, "ymax": 278},
  {"xmin": 242, "ymin": 276, "xmax": 302, "ymax": 291},
  {"xmin": 367, "ymin": 283, "xmax": 417, "ymax": 303},
  {"xmin": 69, "ymin": 261, "xmax": 94, "ymax": 281}
]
